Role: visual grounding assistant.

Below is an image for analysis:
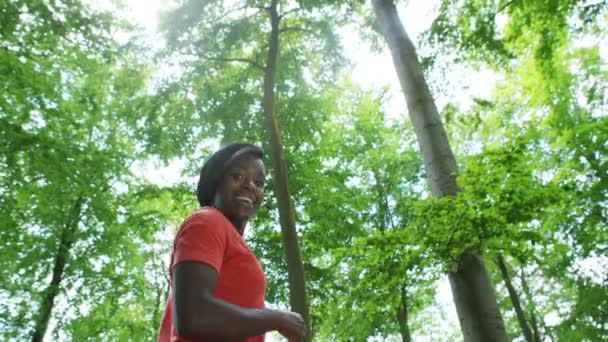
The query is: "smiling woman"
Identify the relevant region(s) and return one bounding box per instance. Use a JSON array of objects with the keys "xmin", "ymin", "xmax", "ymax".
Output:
[
  {"xmin": 157, "ymin": 143, "xmax": 306, "ymax": 342},
  {"xmin": 196, "ymin": 144, "xmax": 266, "ymax": 235}
]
